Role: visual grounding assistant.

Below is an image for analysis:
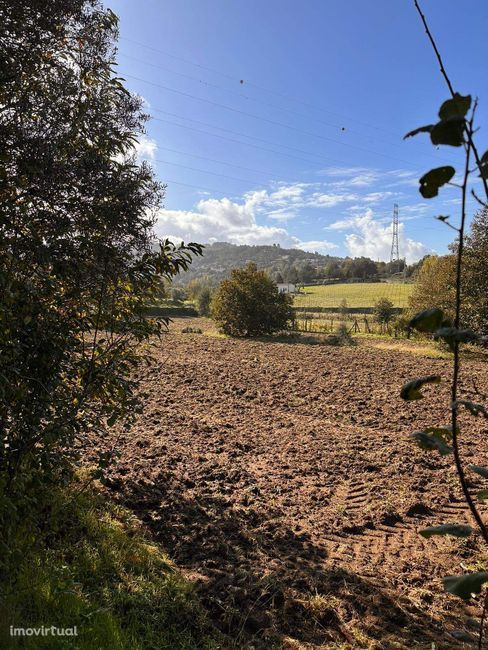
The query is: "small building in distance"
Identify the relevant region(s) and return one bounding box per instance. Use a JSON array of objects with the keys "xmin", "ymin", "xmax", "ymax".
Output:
[{"xmin": 276, "ymin": 282, "xmax": 296, "ymax": 294}]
